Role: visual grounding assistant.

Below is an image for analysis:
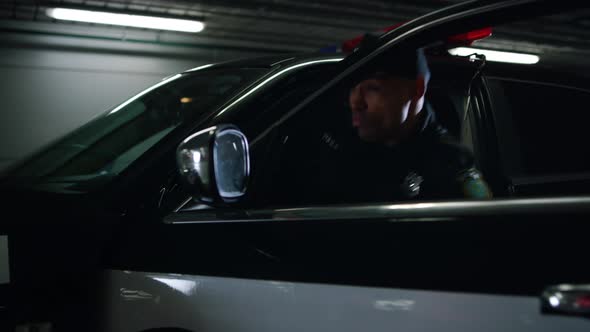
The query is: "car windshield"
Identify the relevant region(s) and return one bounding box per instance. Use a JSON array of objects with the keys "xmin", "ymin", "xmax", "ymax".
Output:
[{"xmin": 8, "ymin": 67, "xmax": 267, "ymax": 192}]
